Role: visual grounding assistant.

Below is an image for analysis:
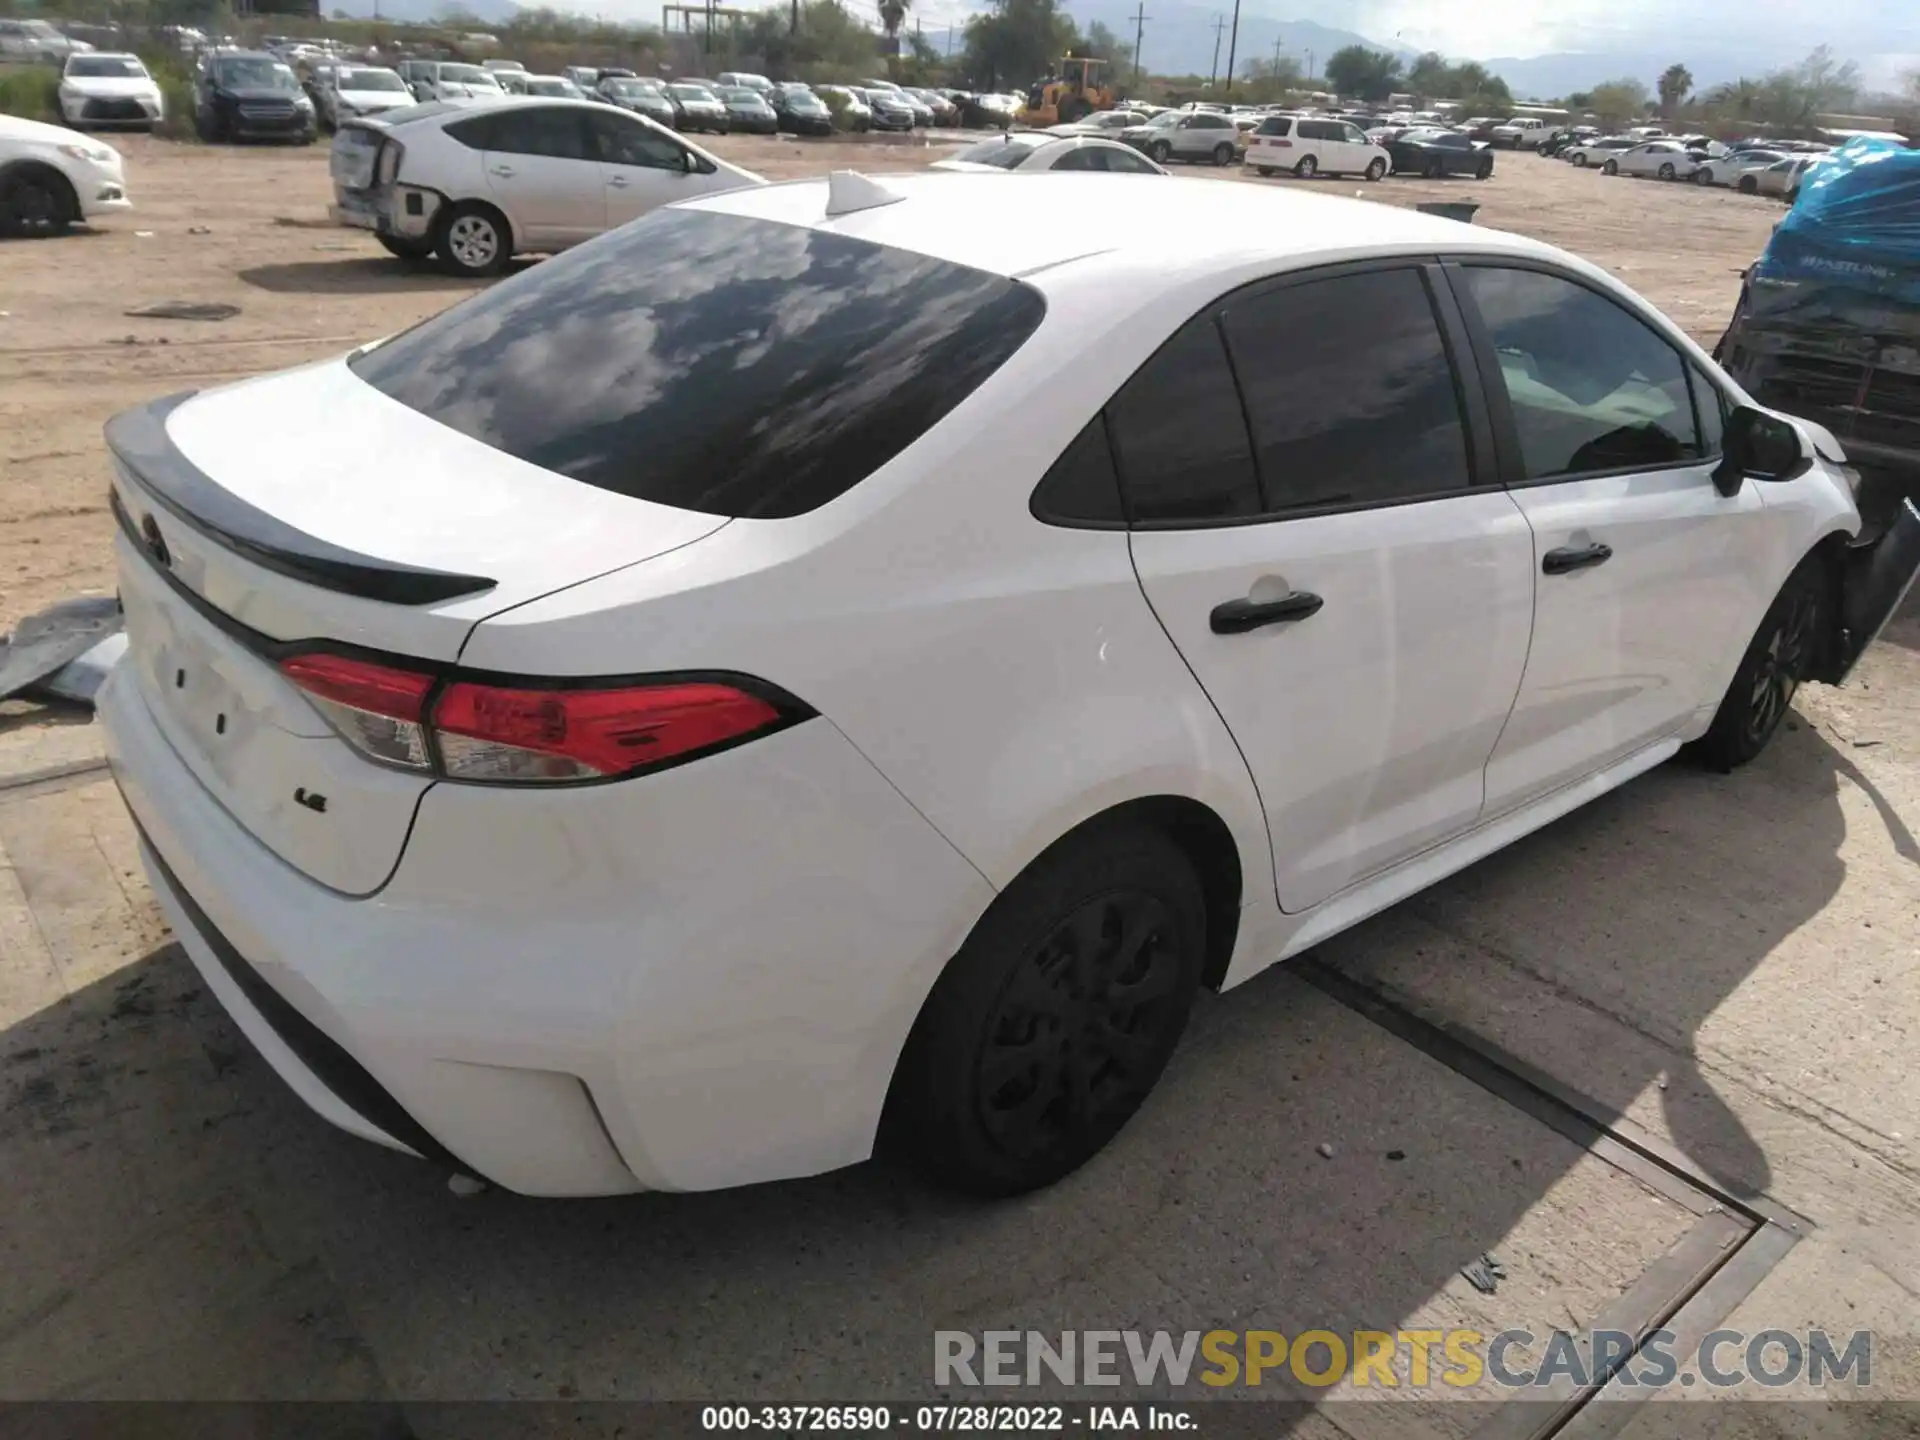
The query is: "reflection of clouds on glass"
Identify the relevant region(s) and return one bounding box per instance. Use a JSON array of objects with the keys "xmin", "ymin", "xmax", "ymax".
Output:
[{"xmin": 352, "ymin": 209, "xmax": 1044, "ymax": 518}]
